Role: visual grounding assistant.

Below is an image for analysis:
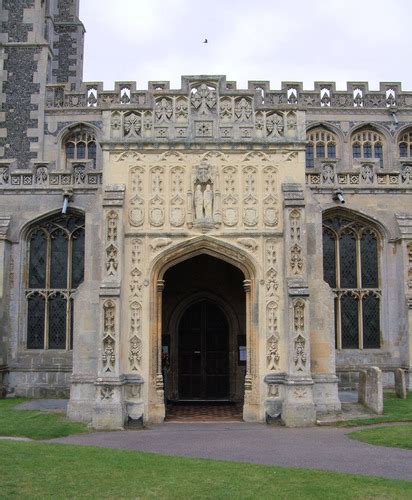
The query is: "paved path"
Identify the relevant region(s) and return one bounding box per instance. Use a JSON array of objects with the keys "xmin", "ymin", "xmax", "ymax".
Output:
[{"xmin": 51, "ymin": 422, "xmax": 412, "ymax": 481}]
